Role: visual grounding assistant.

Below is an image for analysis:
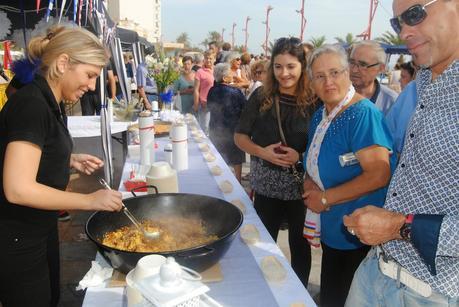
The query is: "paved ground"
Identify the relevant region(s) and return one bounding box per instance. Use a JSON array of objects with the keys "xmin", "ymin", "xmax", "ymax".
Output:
[{"xmin": 53, "ymin": 104, "xmax": 323, "ymax": 306}]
